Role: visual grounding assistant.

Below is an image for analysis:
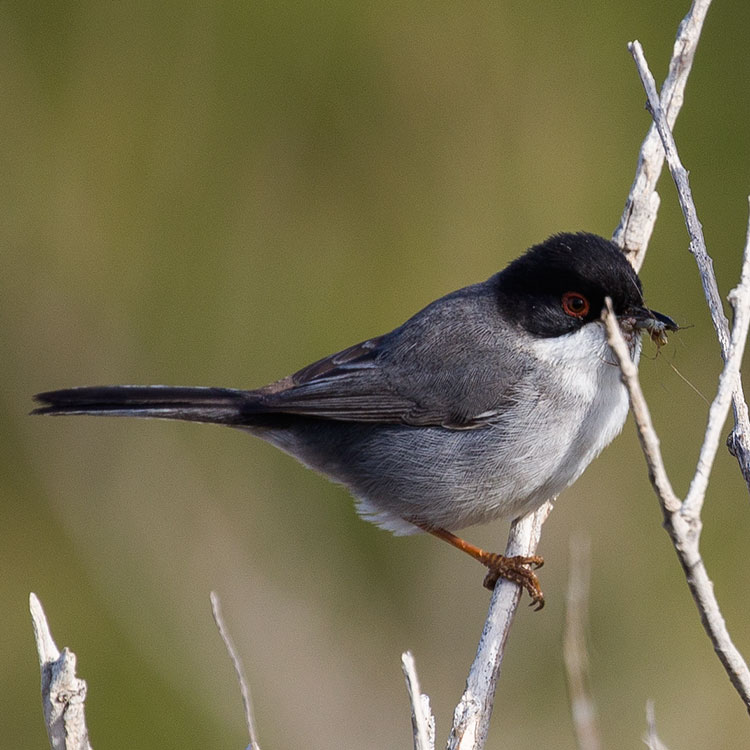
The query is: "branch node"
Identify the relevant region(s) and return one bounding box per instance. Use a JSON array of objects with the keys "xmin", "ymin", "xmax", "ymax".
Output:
[{"xmin": 29, "ymin": 593, "xmax": 93, "ymax": 750}]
